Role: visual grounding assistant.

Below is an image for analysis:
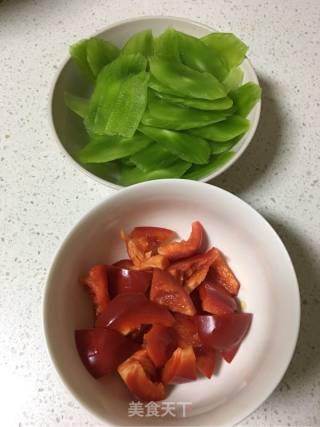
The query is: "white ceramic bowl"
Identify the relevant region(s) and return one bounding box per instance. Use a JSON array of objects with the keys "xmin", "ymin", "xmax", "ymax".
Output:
[
  {"xmin": 43, "ymin": 180, "xmax": 299, "ymax": 426},
  {"xmin": 50, "ymin": 16, "xmax": 261, "ymax": 190}
]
